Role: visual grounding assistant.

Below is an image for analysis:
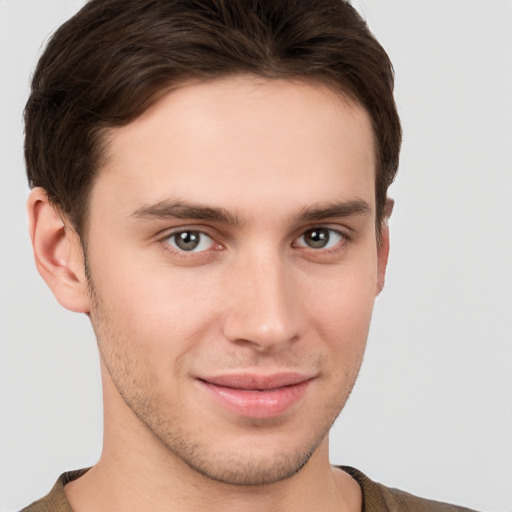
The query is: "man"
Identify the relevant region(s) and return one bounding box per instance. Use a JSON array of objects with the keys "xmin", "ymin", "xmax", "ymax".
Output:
[{"xmin": 20, "ymin": 1, "xmax": 477, "ymax": 511}]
